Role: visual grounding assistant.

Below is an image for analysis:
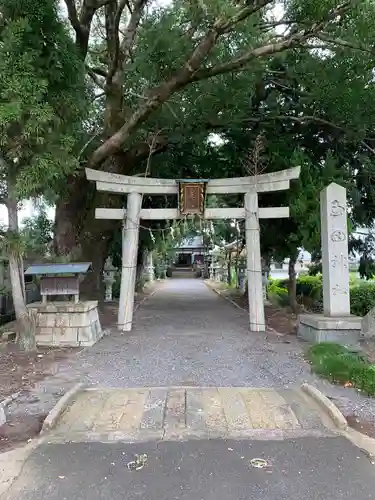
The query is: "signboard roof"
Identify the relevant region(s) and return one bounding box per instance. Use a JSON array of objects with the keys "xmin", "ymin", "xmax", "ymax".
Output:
[{"xmin": 24, "ymin": 262, "xmax": 92, "ymax": 276}]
